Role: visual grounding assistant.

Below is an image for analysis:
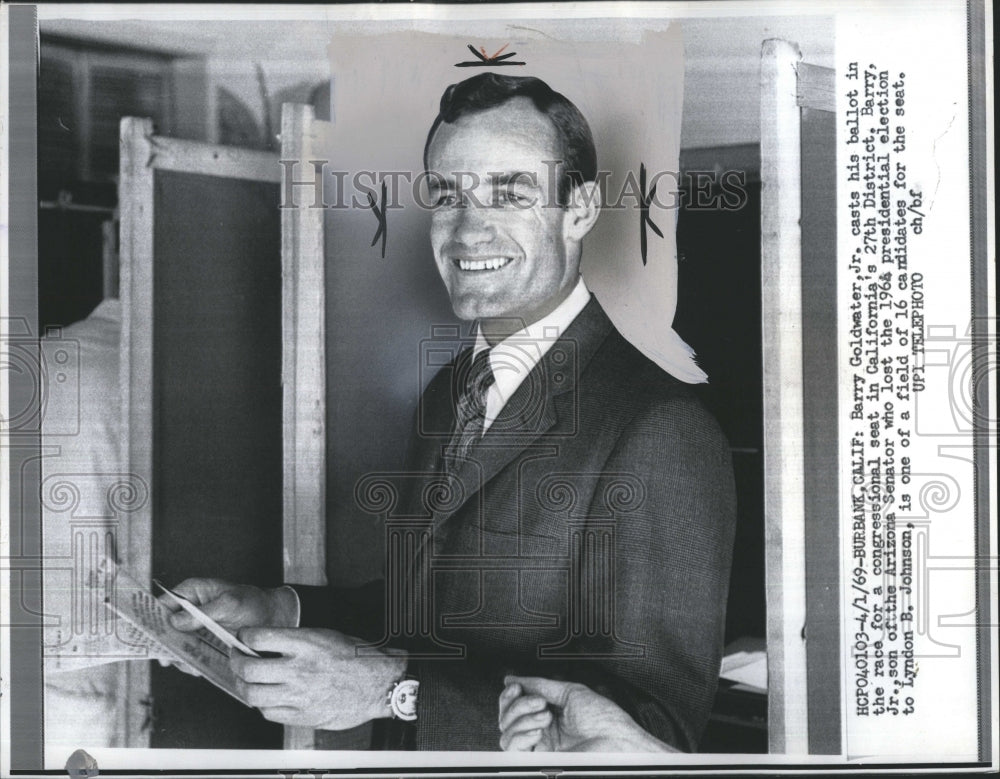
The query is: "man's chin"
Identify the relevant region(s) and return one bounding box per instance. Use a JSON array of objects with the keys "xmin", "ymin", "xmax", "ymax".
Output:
[{"xmin": 448, "ymin": 296, "xmax": 508, "ymax": 323}]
